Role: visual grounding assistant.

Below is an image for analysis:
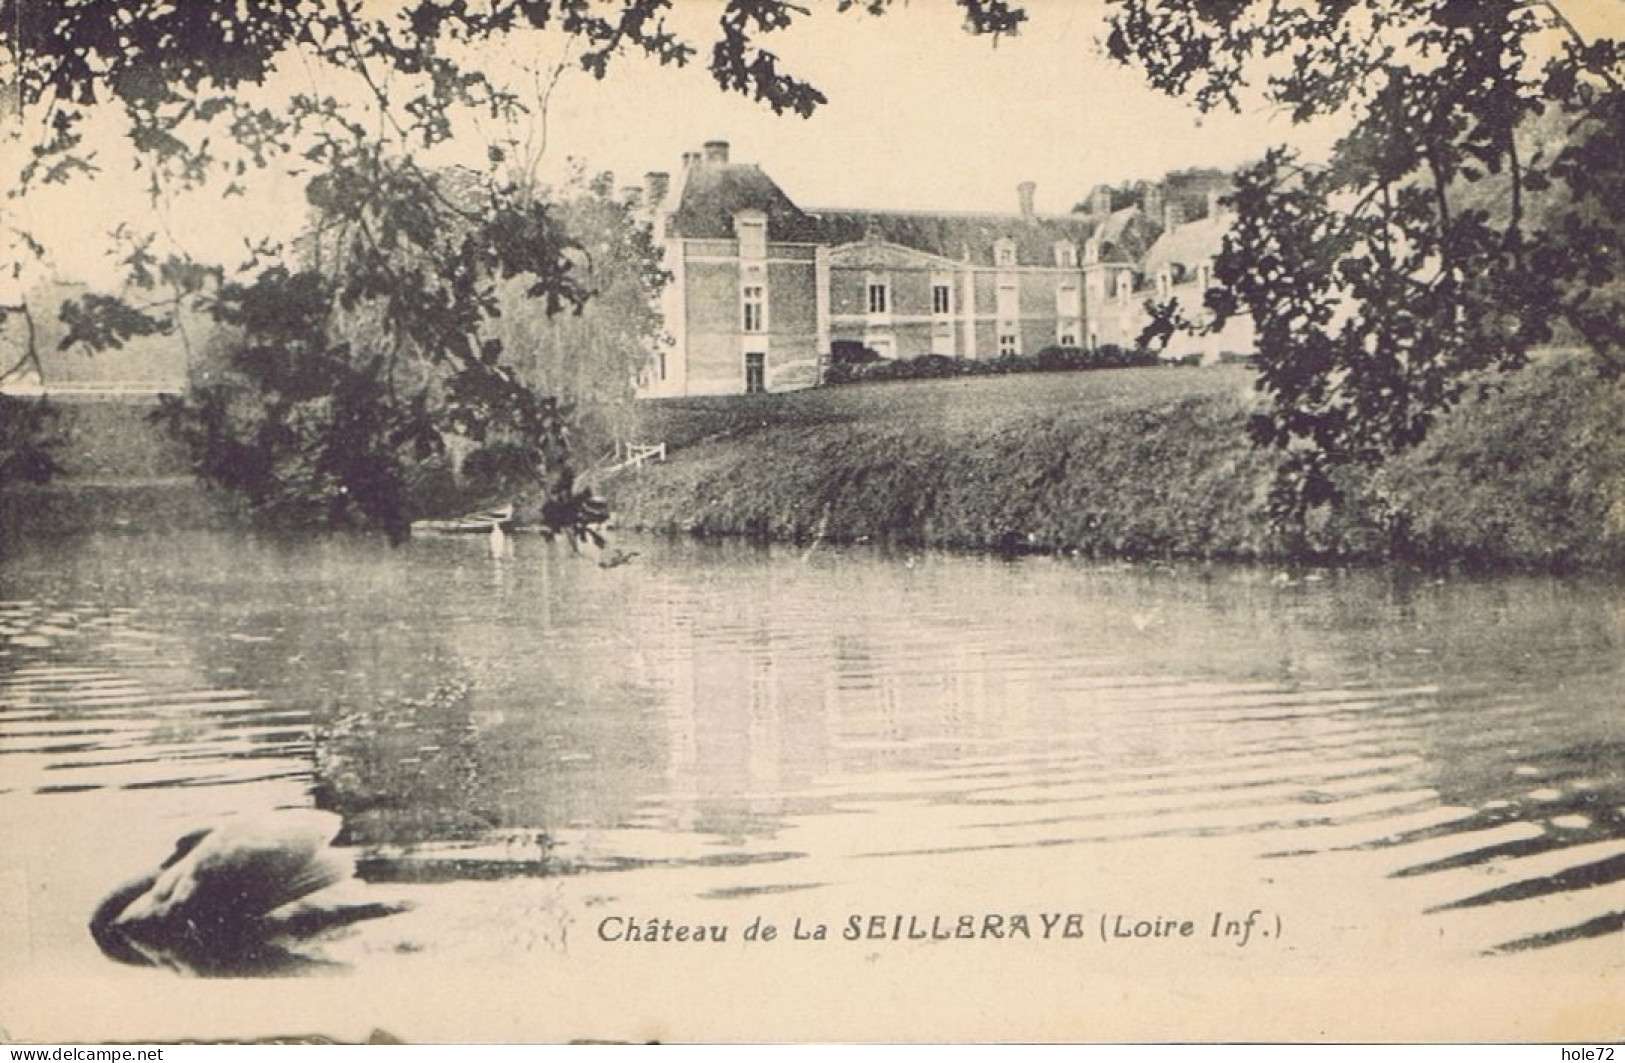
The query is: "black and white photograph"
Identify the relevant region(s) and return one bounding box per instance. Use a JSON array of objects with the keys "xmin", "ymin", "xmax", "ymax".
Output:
[{"xmin": 2, "ymin": 0, "xmax": 1624, "ymax": 1044}]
